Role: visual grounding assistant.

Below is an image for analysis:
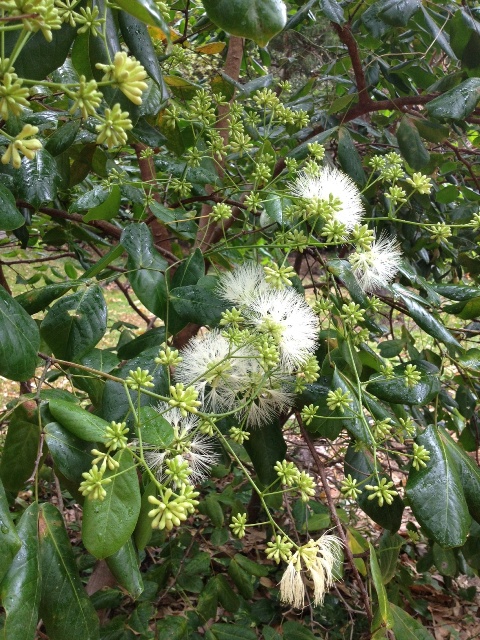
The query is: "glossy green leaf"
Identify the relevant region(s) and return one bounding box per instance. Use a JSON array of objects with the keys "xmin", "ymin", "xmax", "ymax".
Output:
[
  {"xmin": 83, "ymin": 449, "xmax": 141, "ymax": 558},
  {"xmin": 0, "ymin": 286, "xmax": 40, "ymax": 381},
  {"xmin": 115, "ymin": 0, "xmax": 170, "ymax": 37},
  {"xmin": 432, "ymin": 543, "xmax": 457, "ymax": 576},
  {"xmin": 337, "ymin": 128, "xmax": 366, "ymax": 185},
  {"xmin": 121, "ymin": 223, "xmax": 168, "ymax": 319},
  {"xmin": 377, "ymin": 531, "xmax": 403, "ymax": 585},
  {"xmin": 0, "ymin": 404, "xmax": 40, "ymax": 493},
  {"xmin": 439, "ymin": 428, "xmax": 480, "ymax": 524},
  {"xmin": 319, "ymin": 0, "xmax": 345, "ymax": 24},
  {"xmin": 243, "ymin": 420, "xmax": 287, "ymax": 486},
  {"xmin": 4, "ymin": 23, "xmax": 76, "ymax": 80},
  {"xmin": 83, "ymin": 185, "xmax": 121, "ymax": 222},
  {"xmin": 70, "ymin": 348, "xmax": 119, "ymax": 406},
  {"xmin": 406, "ymin": 425, "xmax": 470, "ymax": 548},
  {"xmin": 420, "ymin": 6, "xmax": 456, "ymax": 60},
  {"xmin": 402, "ymin": 296, "xmax": 462, "ymax": 354},
  {"xmin": 282, "ymin": 622, "xmax": 318, "ymax": 640},
  {"xmin": 139, "ymin": 406, "xmax": 174, "ymax": 447},
  {"xmin": 0, "ymin": 184, "xmax": 24, "ymax": 231},
  {"xmin": 45, "ymin": 121, "xmax": 80, "ymax": 157},
  {"xmin": 14, "ymin": 282, "xmax": 73, "ymax": 315},
  {"xmin": 228, "ymin": 558, "xmax": 254, "ymax": 599},
  {"xmin": 457, "ymin": 348, "xmax": 480, "ymax": 374},
  {"xmin": 39, "ymin": 503, "xmax": 99, "ymax": 640},
  {"xmin": 327, "ymin": 259, "xmax": 369, "ymax": 307},
  {"xmin": 389, "ymin": 603, "xmax": 434, "ymax": 639},
  {"xmin": 369, "ymin": 543, "xmax": 393, "ymax": 629},
  {"xmin": 0, "ymin": 479, "xmax": 21, "ymax": 584},
  {"xmin": 344, "ymin": 444, "xmax": 404, "ymax": 531},
  {"xmin": 48, "ymin": 398, "xmax": 109, "ymax": 443},
  {"xmin": 117, "ymin": 327, "xmax": 166, "ymax": 360},
  {"xmin": 202, "ymin": 0, "xmax": 287, "ymax": 47},
  {"xmin": 377, "ymin": 0, "xmax": 420, "ymax": 26},
  {"xmin": 40, "ymin": 284, "xmax": 108, "ymax": 361},
  {"xmin": 170, "ymin": 284, "xmax": 228, "ymax": 327},
  {"xmin": 0, "ymin": 503, "xmax": 41, "ymax": 640},
  {"xmin": 45, "ymin": 422, "xmax": 93, "ymax": 484},
  {"xmin": 367, "ymin": 361, "xmax": 440, "ymax": 405},
  {"xmin": 171, "ymin": 249, "xmax": 205, "ymax": 289},
  {"xmin": 15, "ymin": 149, "xmax": 60, "ymax": 209},
  {"xmin": 426, "ymin": 78, "xmax": 480, "ymax": 120},
  {"xmin": 105, "ymin": 538, "xmax": 144, "ymax": 599},
  {"xmin": 134, "ymin": 480, "xmax": 157, "ymax": 551},
  {"xmin": 118, "ymin": 10, "xmax": 168, "ymax": 98},
  {"xmin": 210, "ymin": 624, "xmax": 257, "ymax": 640},
  {"xmin": 397, "ymin": 117, "xmax": 430, "ymax": 170}
]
